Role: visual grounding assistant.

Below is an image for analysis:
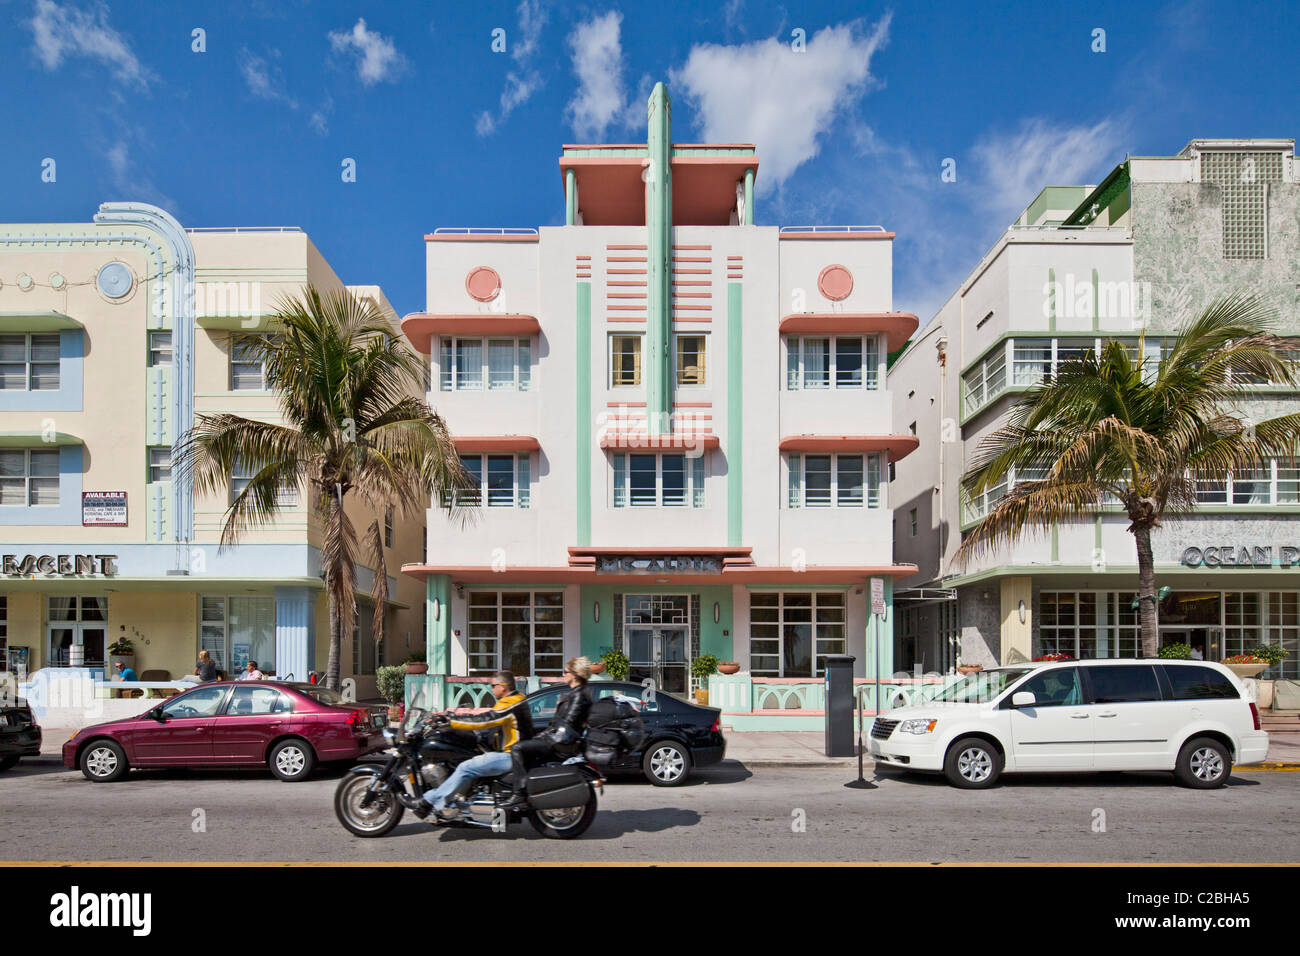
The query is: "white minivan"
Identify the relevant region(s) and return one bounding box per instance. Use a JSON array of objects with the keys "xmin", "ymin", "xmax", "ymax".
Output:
[{"xmin": 869, "ymin": 659, "xmax": 1270, "ymax": 789}]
